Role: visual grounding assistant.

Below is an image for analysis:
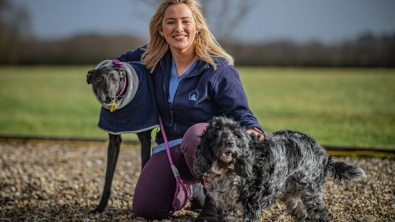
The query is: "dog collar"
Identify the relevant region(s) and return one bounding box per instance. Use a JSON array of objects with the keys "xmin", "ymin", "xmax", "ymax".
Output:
[
  {"xmin": 110, "ymin": 59, "xmax": 127, "ymax": 112},
  {"xmin": 117, "ymin": 73, "xmax": 127, "ymax": 97},
  {"xmin": 109, "ymin": 73, "xmax": 128, "ymax": 112}
]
